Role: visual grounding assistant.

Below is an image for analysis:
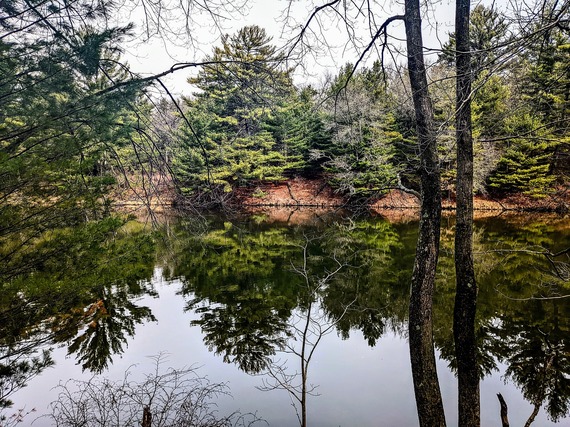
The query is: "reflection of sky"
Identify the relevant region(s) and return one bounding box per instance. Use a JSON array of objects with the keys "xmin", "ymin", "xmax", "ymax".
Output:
[{"xmin": 10, "ymin": 268, "xmax": 563, "ymax": 426}]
